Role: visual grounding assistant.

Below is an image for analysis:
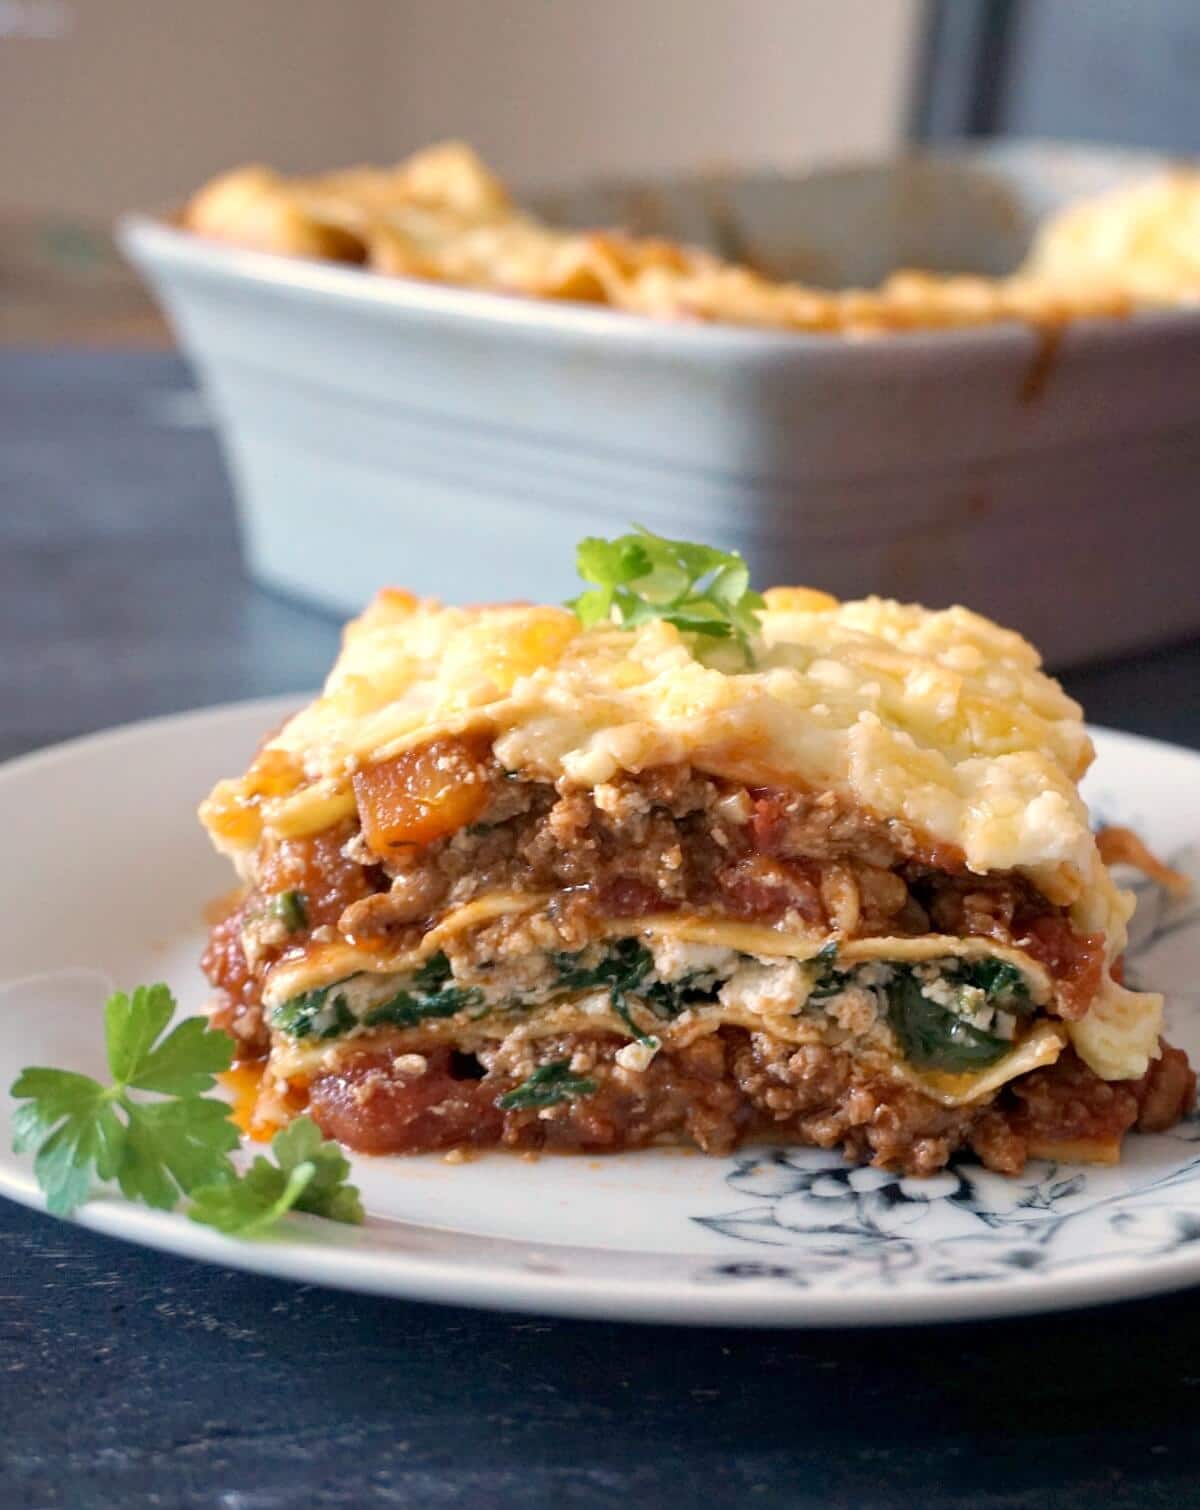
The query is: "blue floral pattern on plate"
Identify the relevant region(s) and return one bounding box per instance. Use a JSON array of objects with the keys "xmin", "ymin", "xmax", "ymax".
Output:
[{"xmin": 692, "ymin": 841, "xmax": 1200, "ymax": 1290}]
